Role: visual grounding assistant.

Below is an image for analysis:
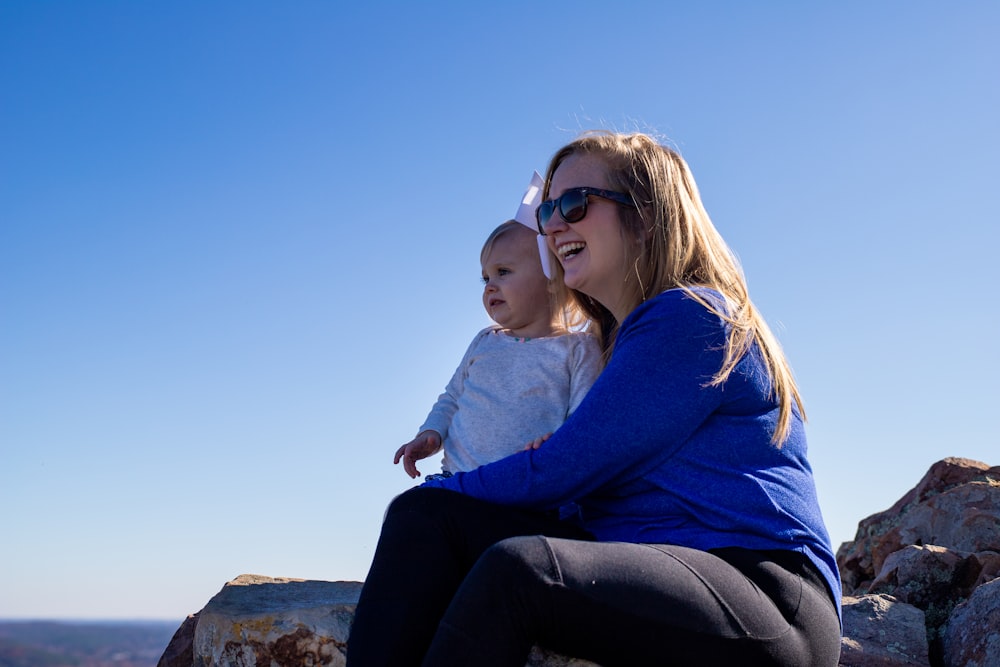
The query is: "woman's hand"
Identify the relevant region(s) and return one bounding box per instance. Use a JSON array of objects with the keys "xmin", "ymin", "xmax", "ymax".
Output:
[
  {"xmin": 524, "ymin": 433, "xmax": 553, "ymax": 450},
  {"xmin": 394, "ymin": 430, "xmax": 443, "ymax": 478}
]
